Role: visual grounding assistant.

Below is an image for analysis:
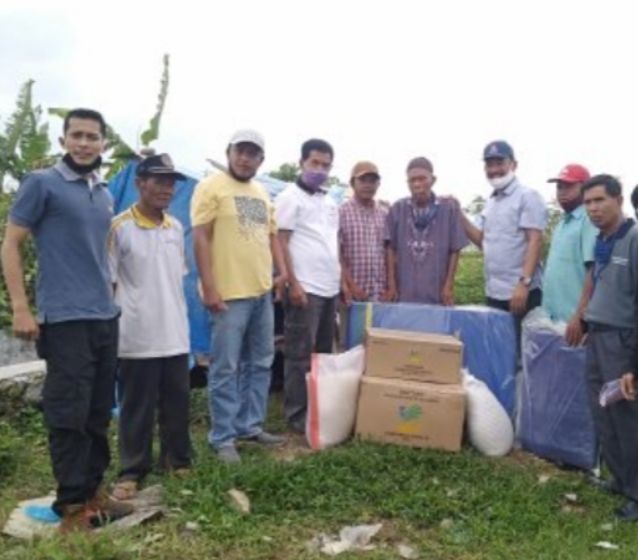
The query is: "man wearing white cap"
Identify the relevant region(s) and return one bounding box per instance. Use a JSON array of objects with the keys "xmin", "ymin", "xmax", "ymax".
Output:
[{"xmin": 191, "ymin": 130, "xmax": 288, "ymax": 464}]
